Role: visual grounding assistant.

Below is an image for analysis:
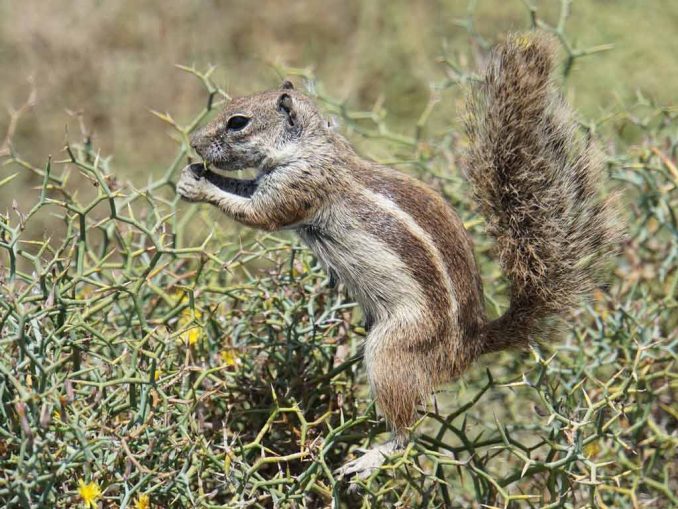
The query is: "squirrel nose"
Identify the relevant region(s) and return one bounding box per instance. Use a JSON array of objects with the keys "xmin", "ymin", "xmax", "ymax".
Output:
[
  {"xmin": 189, "ymin": 132, "xmax": 202, "ymax": 153},
  {"xmin": 191, "ymin": 125, "xmax": 218, "ymax": 158}
]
